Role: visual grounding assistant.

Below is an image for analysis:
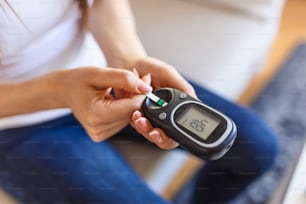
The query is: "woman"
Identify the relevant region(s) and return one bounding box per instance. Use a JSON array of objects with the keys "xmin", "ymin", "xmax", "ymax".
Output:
[{"xmin": 0, "ymin": 0, "xmax": 278, "ymax": 203}]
